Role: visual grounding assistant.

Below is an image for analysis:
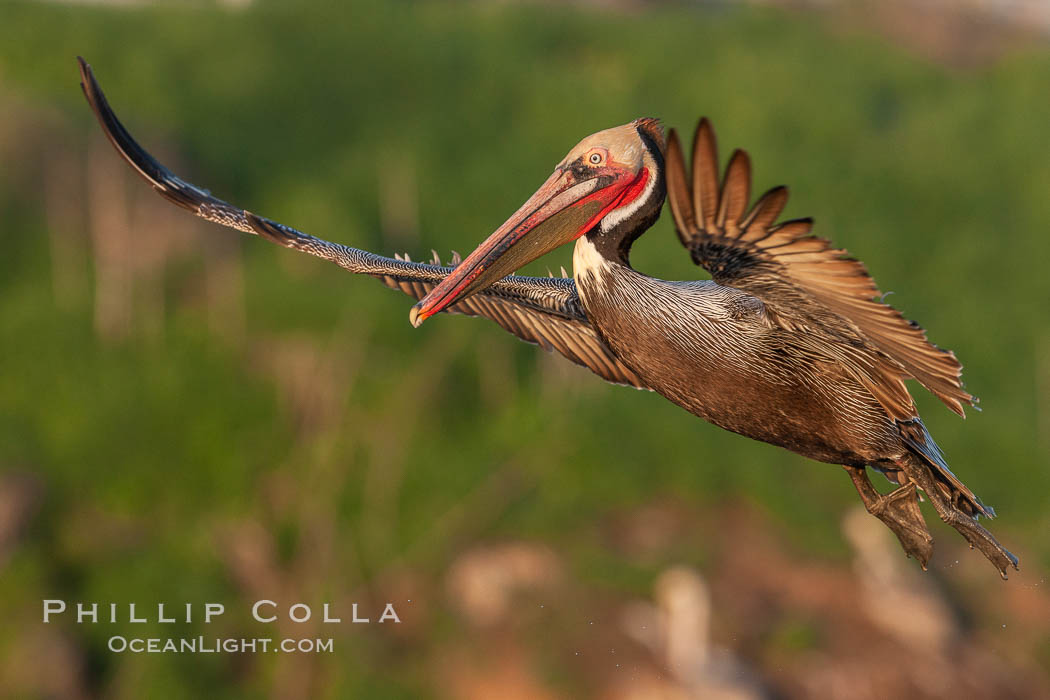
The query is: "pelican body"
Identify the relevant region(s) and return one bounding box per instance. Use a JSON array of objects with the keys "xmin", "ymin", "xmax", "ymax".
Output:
[{"xmin": 78, "ymin": 58, "xmax": 1017, "ymax": 577}]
